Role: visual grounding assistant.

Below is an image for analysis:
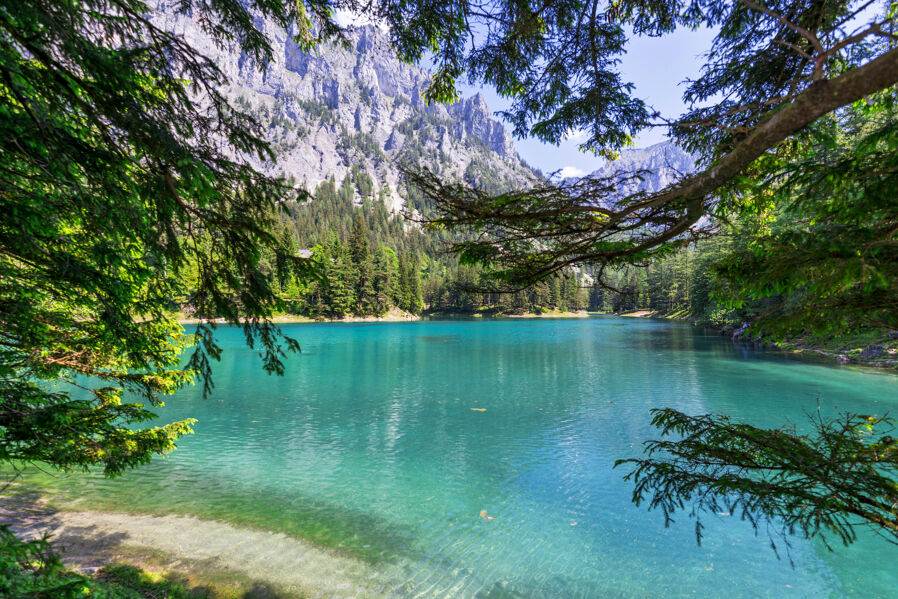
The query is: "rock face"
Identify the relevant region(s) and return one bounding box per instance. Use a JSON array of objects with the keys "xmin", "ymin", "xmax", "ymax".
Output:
[
  {"xmin": 150, "ymin": 2, "xmax": 536, "ymax": 211},
  {"xmin": 581, "ymin": 141, "xmax": 697, "ymax": 197}
]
